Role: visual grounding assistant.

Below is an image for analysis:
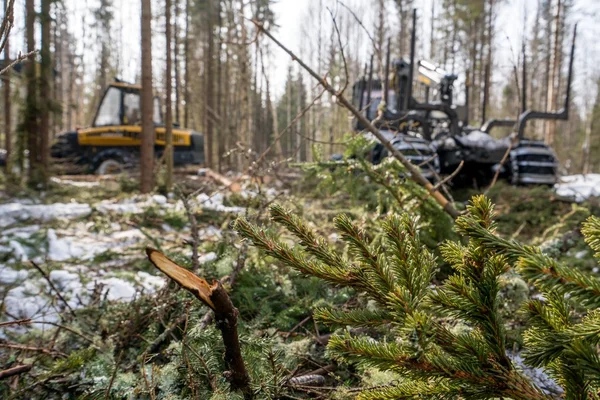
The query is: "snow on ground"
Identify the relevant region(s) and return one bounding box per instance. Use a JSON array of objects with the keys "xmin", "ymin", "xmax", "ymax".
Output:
[
  {"xmin": 0, "ymin": 186, "xmax": 267, "ymax": 336},
  {"xmin": 49, "ymin": 177, "xmax": 102, "ymax": 188},
  {"xmin": 555, "ymin": 174, "xmax": 600, "ymax": 202},
  {"xmin": 508, "ymin": 352, "xmax": 563, "ymax": 397},
  {"xmin": 0, "ymin": 202, "xmax": 92, "ymax": 228},
  {"xmin": 47, "ymin": 227, "xmax": 145, "ymax": 261},
  {"xmin": 196, "ymin": 192, "xmax": 245, "ymax": 213}
]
